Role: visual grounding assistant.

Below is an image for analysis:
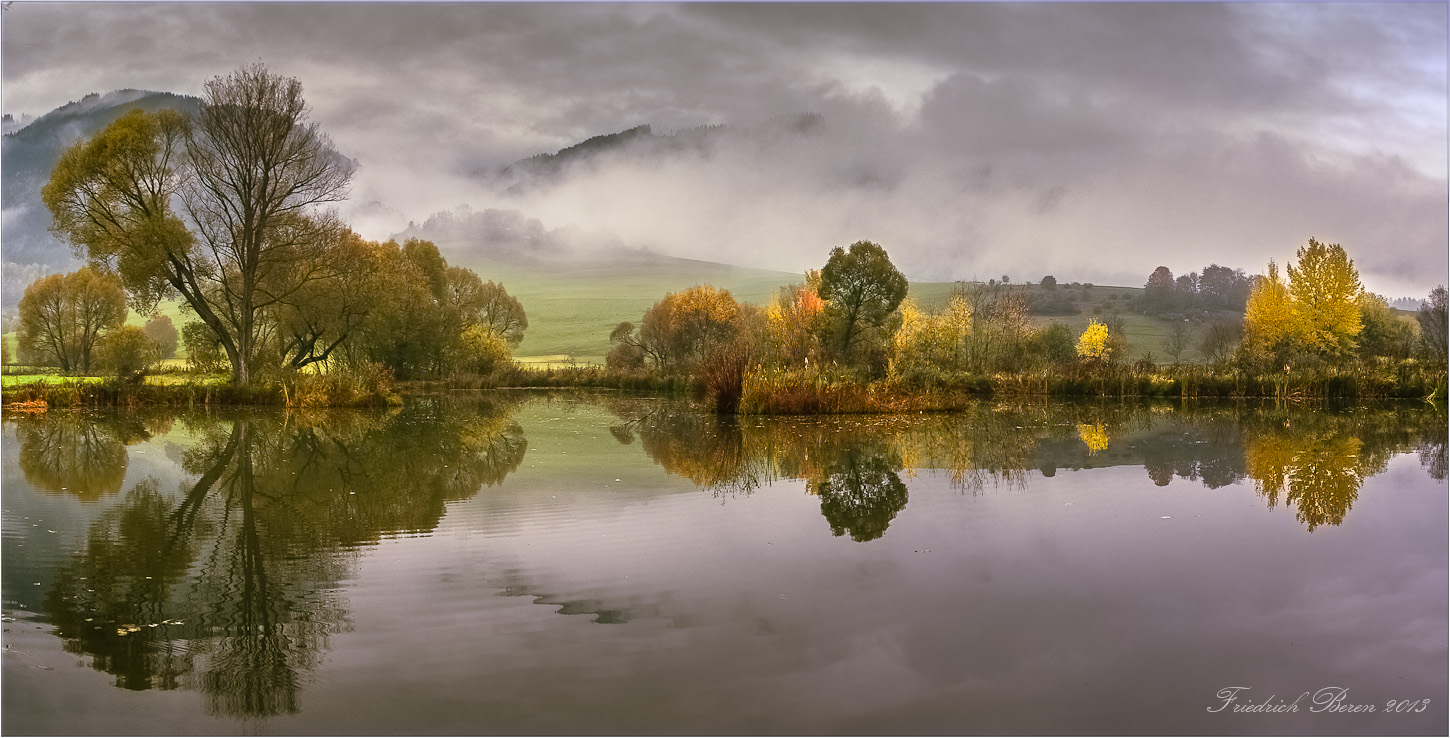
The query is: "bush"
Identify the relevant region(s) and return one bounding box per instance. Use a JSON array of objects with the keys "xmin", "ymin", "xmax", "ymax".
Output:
[
  {"xmin": 183, "ymin": 321, "xmax": 226, "ymax": 373},
  {"xmin": 697, "ymin": 341, "xmax": 752, "ymax": 414},
  {"xmin": 96, "ymin": 326, "xmax": 160, "ymax": 384}
]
